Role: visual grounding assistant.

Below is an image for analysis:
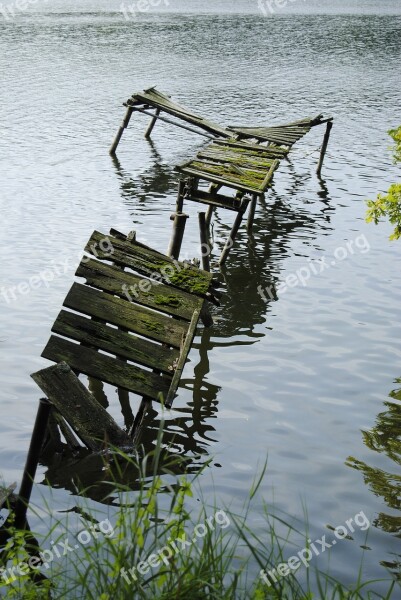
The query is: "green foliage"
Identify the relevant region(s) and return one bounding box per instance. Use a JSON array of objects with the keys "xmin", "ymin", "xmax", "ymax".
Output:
[
  {"xmin": 366, "ymin": 127, "xmax": 401, "ymax": 240},
  {"xmin": 1, "ymin": 432, "xmax": 398, "ymax": 599}
]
